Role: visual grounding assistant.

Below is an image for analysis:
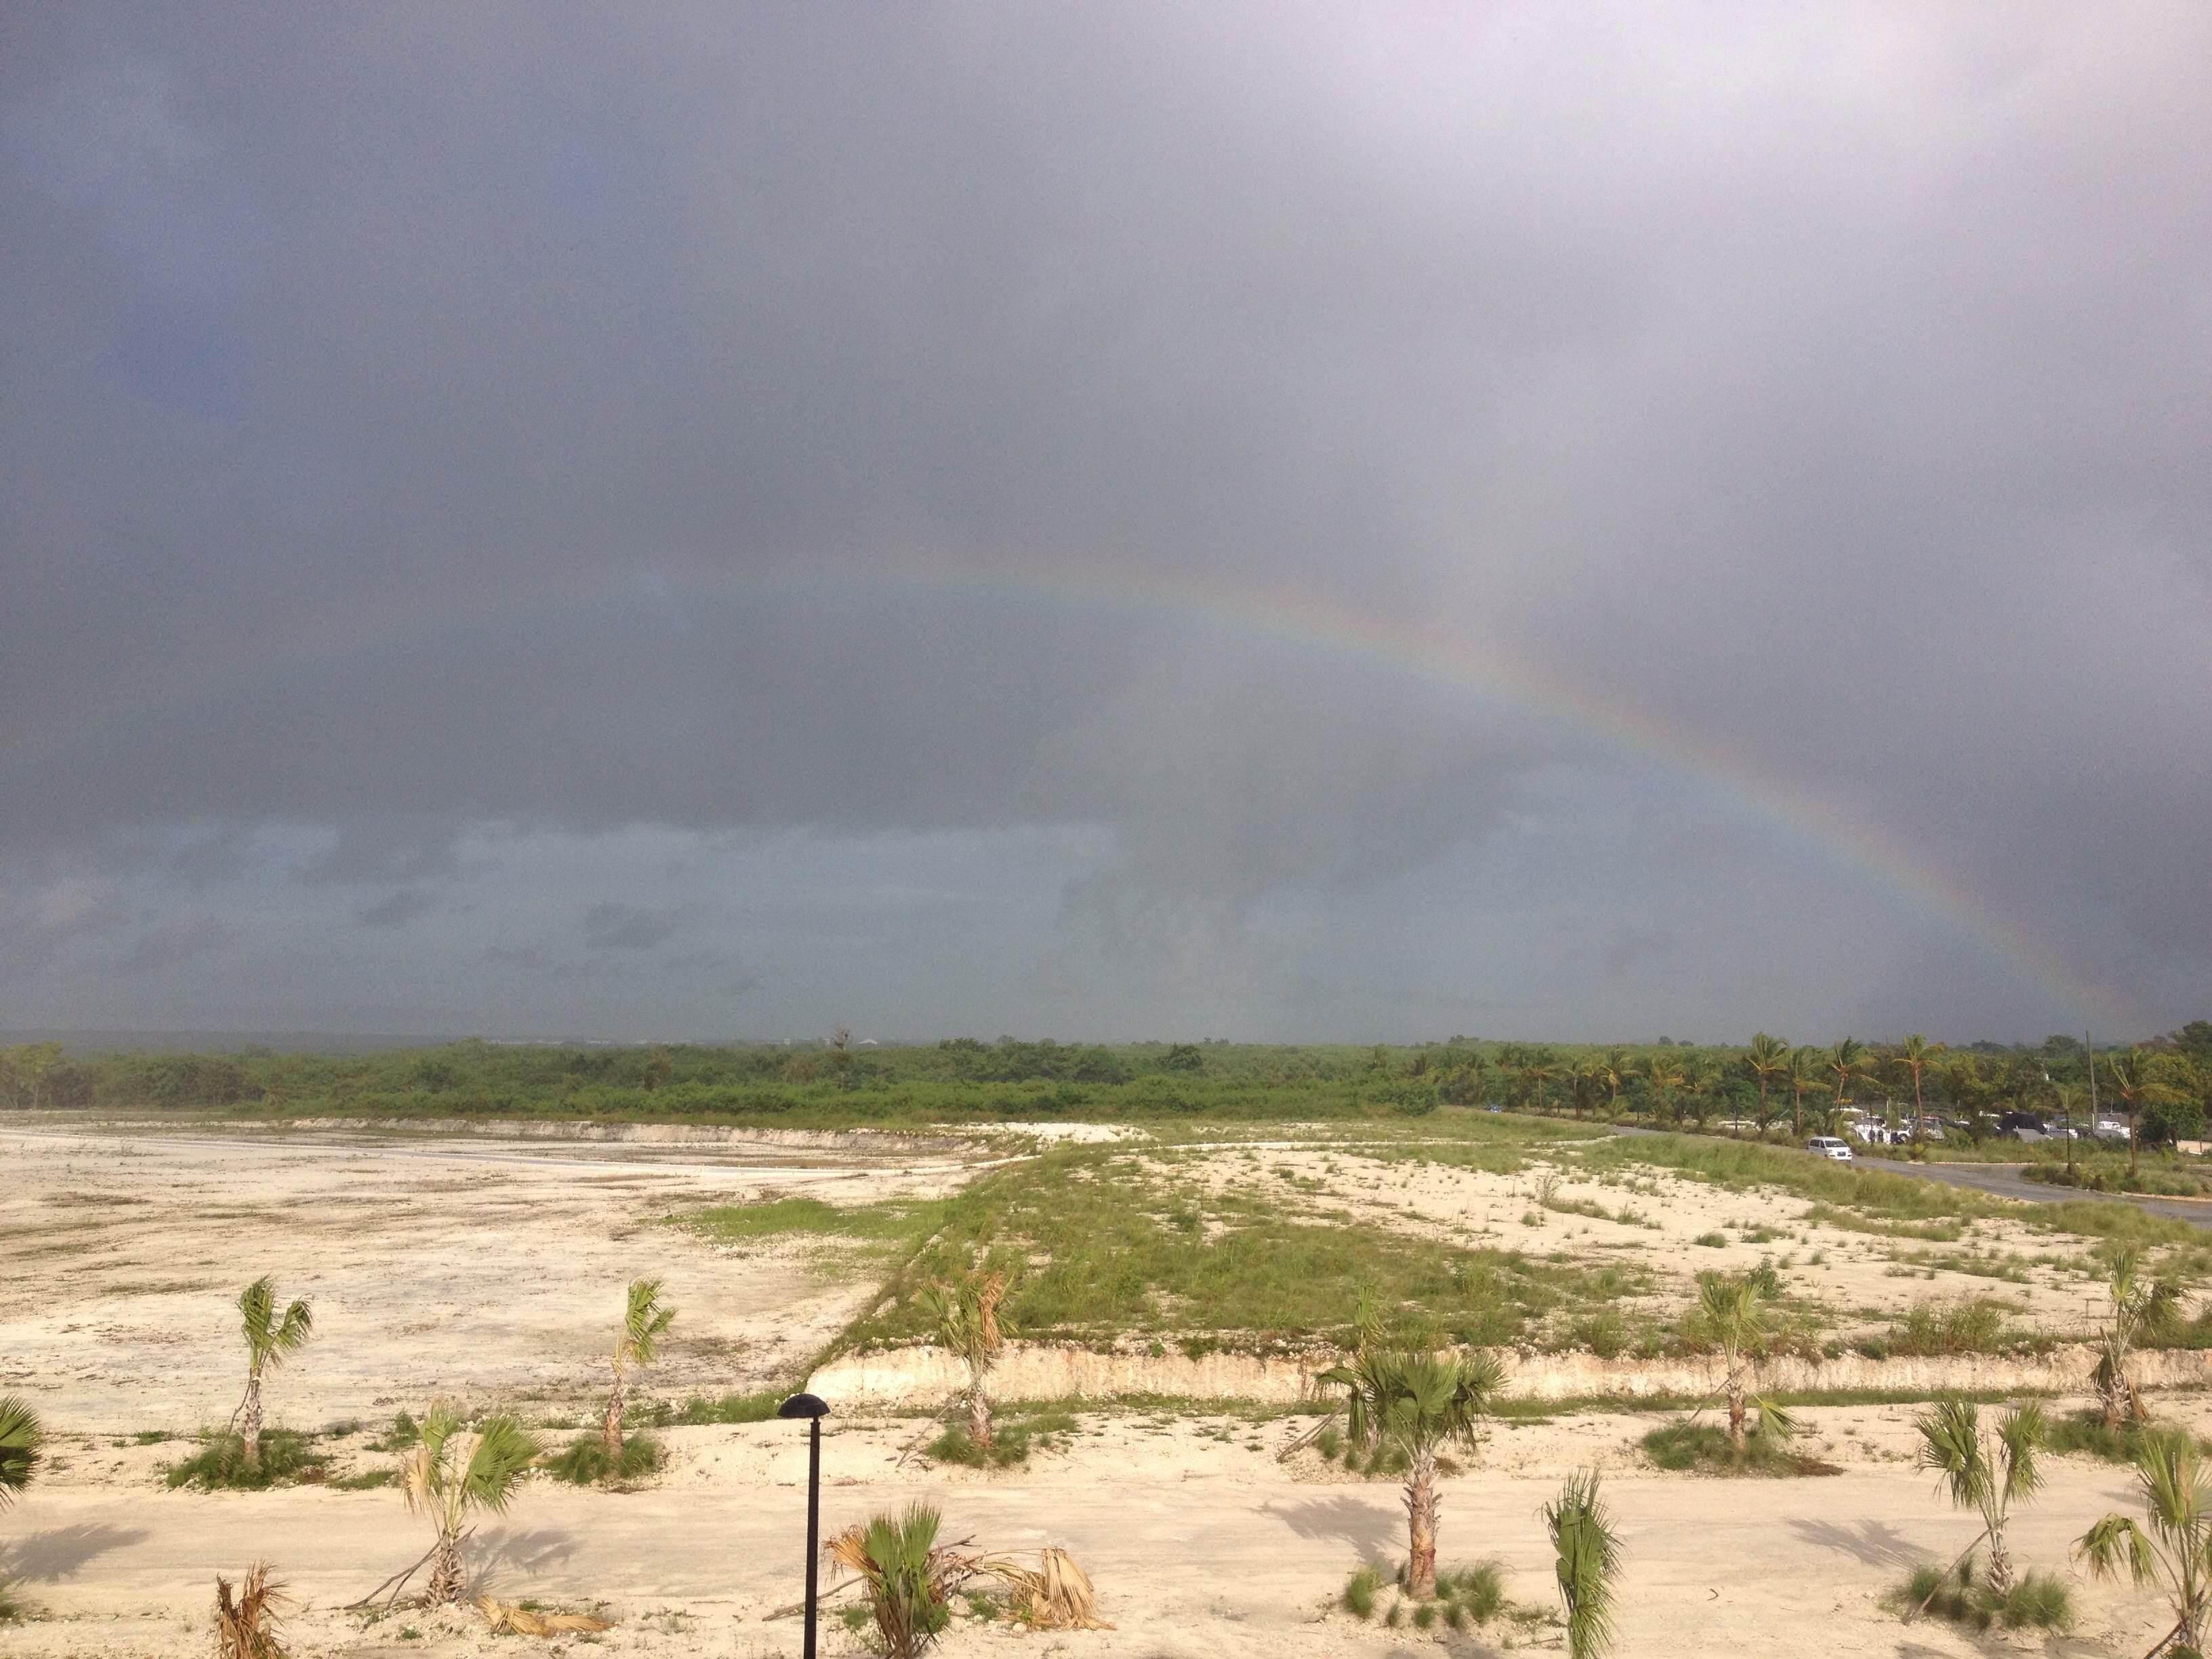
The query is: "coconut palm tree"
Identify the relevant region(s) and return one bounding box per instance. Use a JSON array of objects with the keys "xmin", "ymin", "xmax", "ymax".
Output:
[
  {"xmin": 2076, "ymin": 1428, "xmax": 2212, "ymax": 1654},
  {"xmin": 1914, "ymin": 1397, "xmax": 2045, "ymax": 1599},
  {"xmin": 400, "ymin": 1408, "xmax": 543, "ymax": 1604},
  {"xmin": 917, "ymin": 1271, "xmax": 1010, "ymax": 1449},
  {"xmin": 2094, "ymin": 1247, "xmax": 2186, "ymax": 1429},
  {"xmin": 601, "ymin": 1277, "xmax": 675, "ymax": 1457},
  {"xmin": 1785, "ymin": 1046, "xmax": 1822, "ymax": 1137},
  {"xmin": 1745, "ymin": 1033, "xmax": 1789, "ymax": 1136},
  {"xmin": 1643, "ymin": 1054, "xmax": 1685, "ymax": 1127},
  {"xmin": 1319, "ymin": 1347, "xmax": 1502, "ymax": 1599},
  {"xmin": 1544, "ymin": 1469, "xmax": 1621, "ymax": 1659},
  {"xmin": 1896, "ymin": 1034, "xmax": 1944, "ymax": 1149},
  {"xmin": 0, "ymin": 1395, "xmax": 41, "ymax": 1507},
  {"xmin": 1597, "ymin": 1050, "xmax": 1629, "ymax": 1120},
  {"xmin": 2106, "ymin": 1049, "xmax": 2182, "ymax": 1181},
  {"xmin": 232, "ymin": 1277, "xmax": 312, "ymax": 1473},
  {"xmin": 1521, "ymin": 1050, "xmax": 1559, "ymax": 1115},
  {"xmin": 1694, "ymin": 1272, "xmax": 1795, "ymax": 1452},
  {"xmin": 1826, "ymin": 1038, "xmax": 1865, "ymax": 1126}
]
